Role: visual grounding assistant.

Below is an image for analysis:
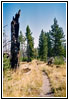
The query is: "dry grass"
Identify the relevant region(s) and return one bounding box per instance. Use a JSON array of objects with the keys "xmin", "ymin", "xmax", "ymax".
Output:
[
  {"xmin": 40, "ymin": 63, "xmax": 66, "ymax": 97},
  {"xmin": 3, "ymin": 60, "xmax": 66, "ymax": 97},
  {"xmin": 3, "ymin": 60, "xmax": 42, "ymax": 97}
]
